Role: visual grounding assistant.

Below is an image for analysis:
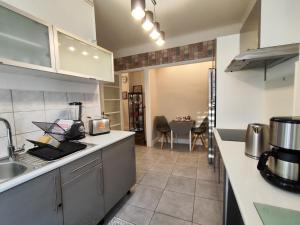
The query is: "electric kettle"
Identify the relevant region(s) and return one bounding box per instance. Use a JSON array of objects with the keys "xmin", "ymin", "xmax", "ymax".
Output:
[{"xmin": 245, "ymin": 123, "xmax": 269, "ymax": 159}]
